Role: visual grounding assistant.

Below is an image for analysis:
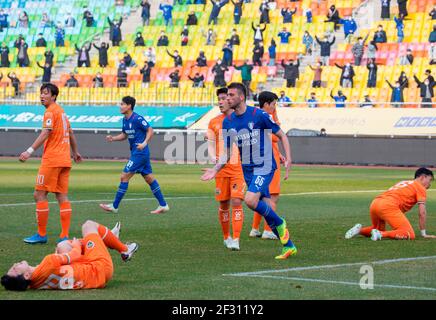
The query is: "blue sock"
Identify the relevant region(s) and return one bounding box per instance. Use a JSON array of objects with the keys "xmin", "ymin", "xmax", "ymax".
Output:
[
  {"xmin": 254, "ymin": 200, "xmax": 283, "ymax": 230},
  {"xmin": 113, "ymin": 182, "xmax": 129, "ymax": 209},
  {"xmin": 149, "ymin": 180, "xmax": 167, "ymax": 206}
]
